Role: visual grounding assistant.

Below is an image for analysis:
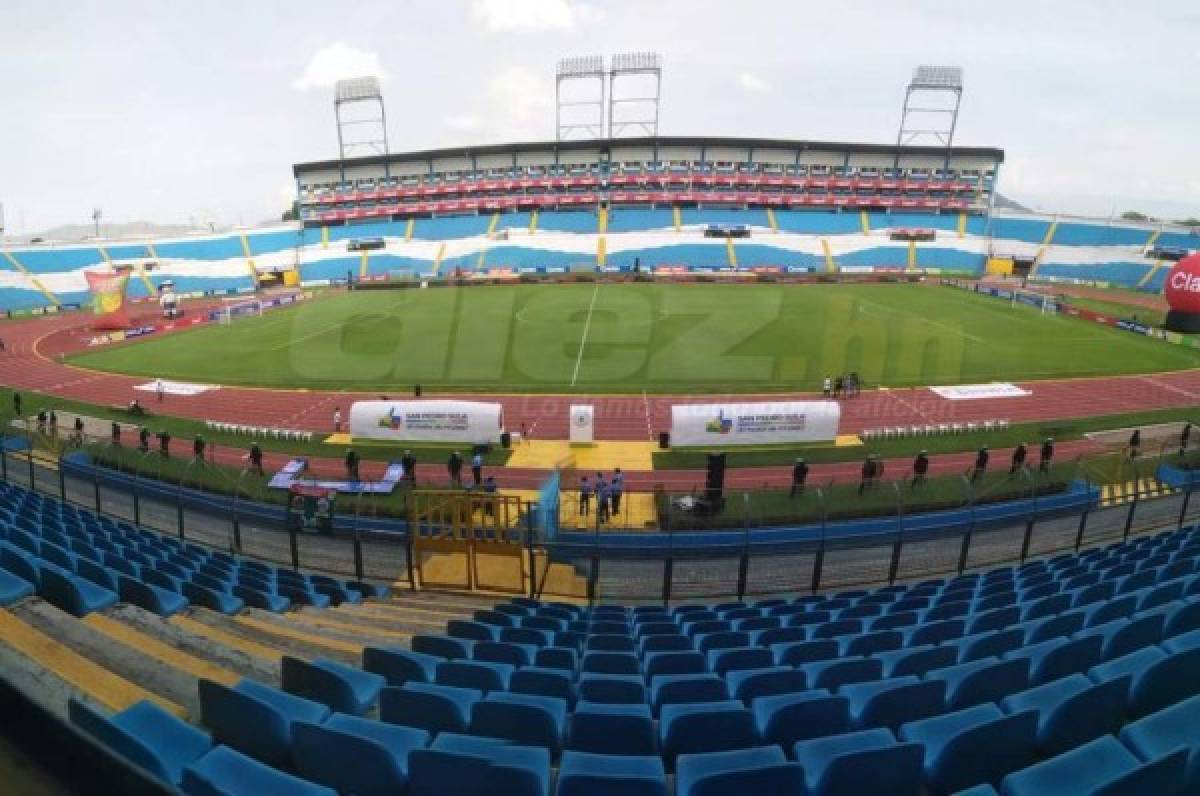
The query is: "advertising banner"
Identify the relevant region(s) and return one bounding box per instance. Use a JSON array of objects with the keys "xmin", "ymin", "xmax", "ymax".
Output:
[
  {"xmin": 349, "ymin": 400, "xmax": 504, "ymax": 444},
  {"xmin": 930, "ymin": 383, "xmax": 1032, "ymax": 401},
  {"xmin": 669, "ymin": 401, "xmax": 840, "ymax": 447},
  {"xmin": 85, "ymin": 270, "xmax": 131, "ymax": 330}
]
